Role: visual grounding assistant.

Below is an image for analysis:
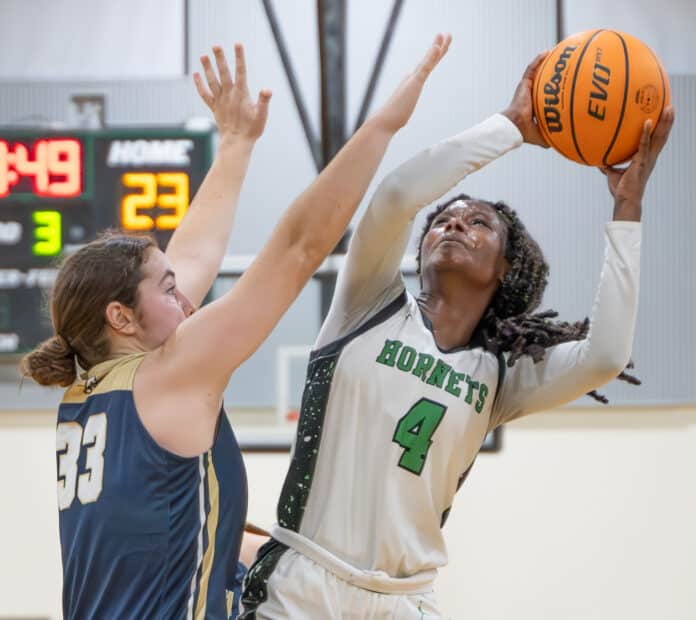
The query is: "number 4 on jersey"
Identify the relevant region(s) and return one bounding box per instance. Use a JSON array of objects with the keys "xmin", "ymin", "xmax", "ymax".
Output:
[{"xmin": 392, "ymin": 398, "xmax": 447, "ymax": 475}]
